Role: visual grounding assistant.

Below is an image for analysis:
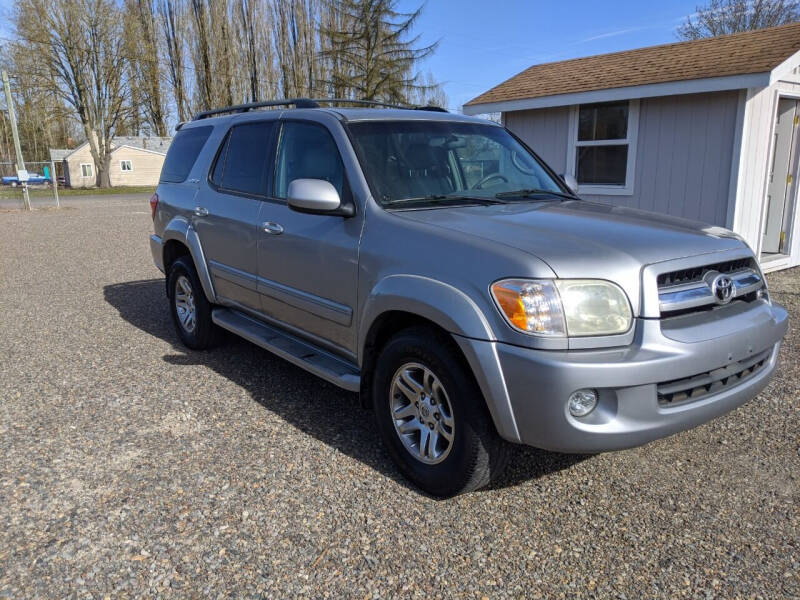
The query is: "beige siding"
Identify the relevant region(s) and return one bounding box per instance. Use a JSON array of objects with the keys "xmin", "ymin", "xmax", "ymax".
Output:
[
  {"xmin": 108, "ymin": 147, "xmax": 165, "ymax": 187},
  {"xmin": 64, "ymin": 144, "xmax": 97, "ymax": 188},
  {"xmin": 64, "ymin": 143, "xmax": 166, "ymax": 188}
]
